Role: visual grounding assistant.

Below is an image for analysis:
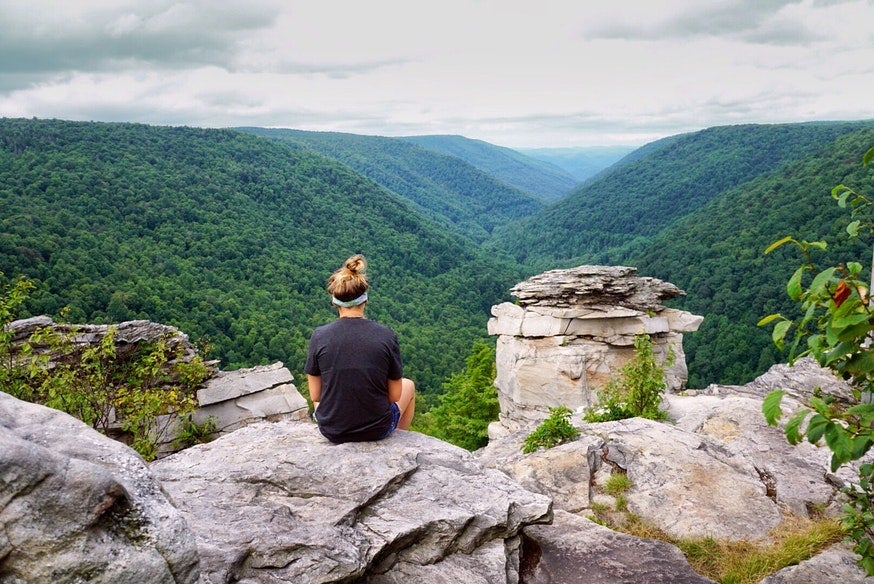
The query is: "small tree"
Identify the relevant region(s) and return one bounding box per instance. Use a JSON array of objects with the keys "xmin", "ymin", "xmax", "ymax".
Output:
[
  {"xmin": 585, "ymin": 333, "xmax": 674, "ymax": 423},
  {"xmin": 522, "ymin": 405, "xmax": 580, "ymax": 453},
  {"xmin": 760, "ymin": 145, "xmax": 874, "ymax": 574},
  {"xmin": 420, "ymin": 340, "xmax": 500, "ymax": 451}
]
